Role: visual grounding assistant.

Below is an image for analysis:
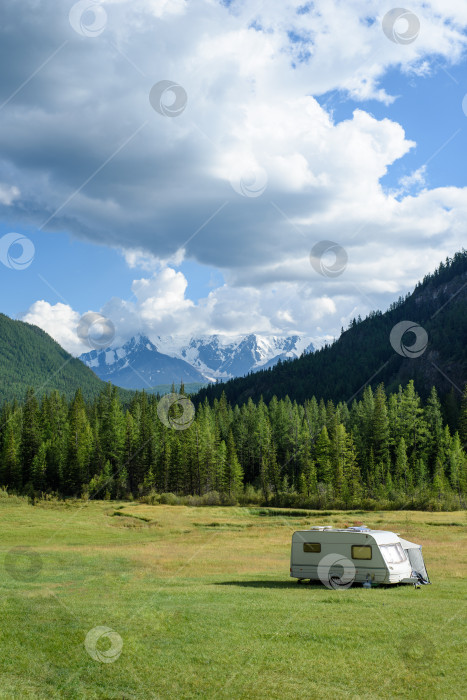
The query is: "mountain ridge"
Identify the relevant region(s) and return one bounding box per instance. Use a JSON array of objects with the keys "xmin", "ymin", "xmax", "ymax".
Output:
[
  {"xmin": 0, "ymin": 313, "xmax": 121, "ymax": 404},
  {"xmin": 79, "ymin": 333, "xmax": 315, "ymax": 389},
  {"xmin": 195, "ymin": 251, "xmax": 467, "ymax": 408},
  {"xmin": 79, "ymin": 336, "xmax": 209, "ymax": 390}
]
